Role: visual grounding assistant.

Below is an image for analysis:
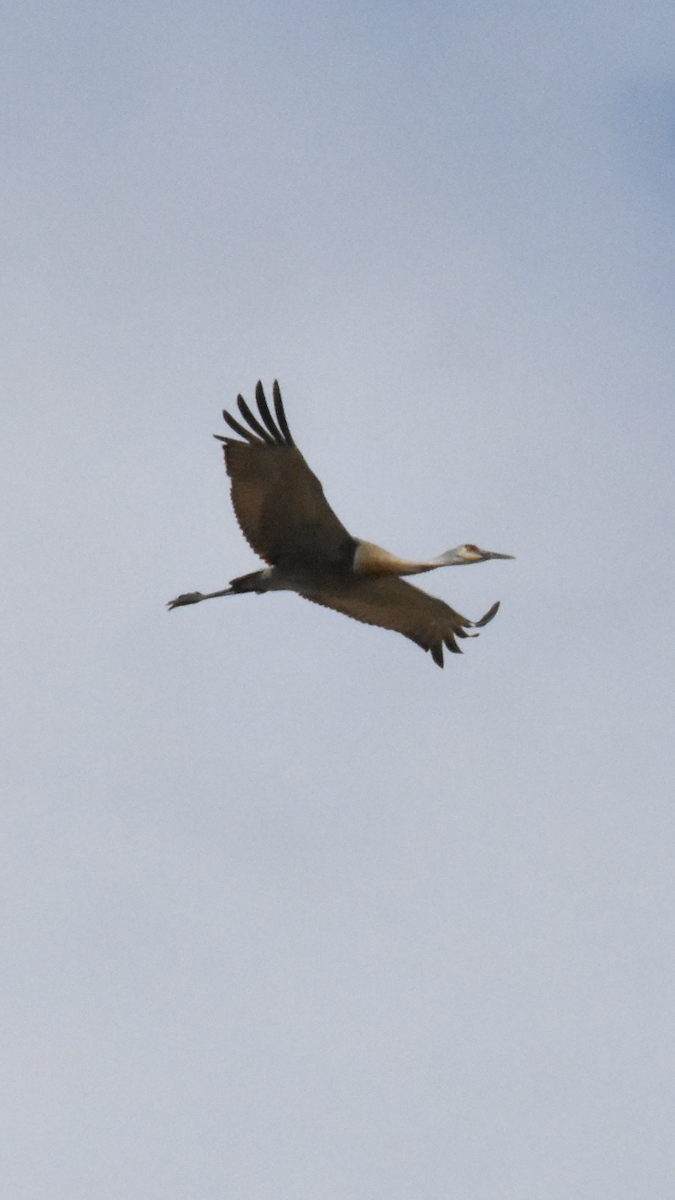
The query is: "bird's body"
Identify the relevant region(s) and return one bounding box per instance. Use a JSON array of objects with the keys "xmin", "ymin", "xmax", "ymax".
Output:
[{"xmin": 168, "ymin": 382, "xmax": 513, "ymax": 667}]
